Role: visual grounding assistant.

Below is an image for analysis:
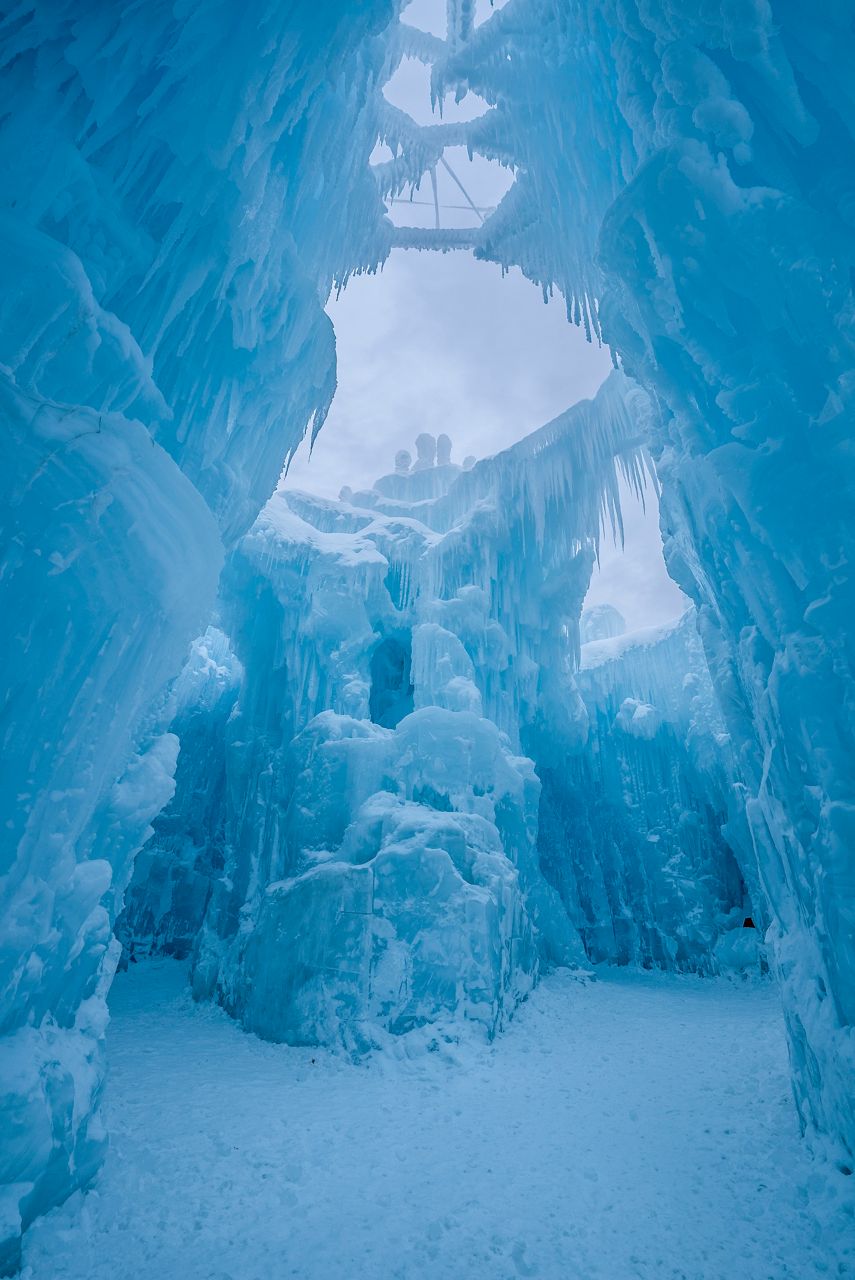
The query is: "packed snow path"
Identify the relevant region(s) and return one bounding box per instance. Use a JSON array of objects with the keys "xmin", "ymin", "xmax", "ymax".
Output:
[{"xmin": 23, "ymin": 963, "xmax": 851, "ymax": 1280}]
